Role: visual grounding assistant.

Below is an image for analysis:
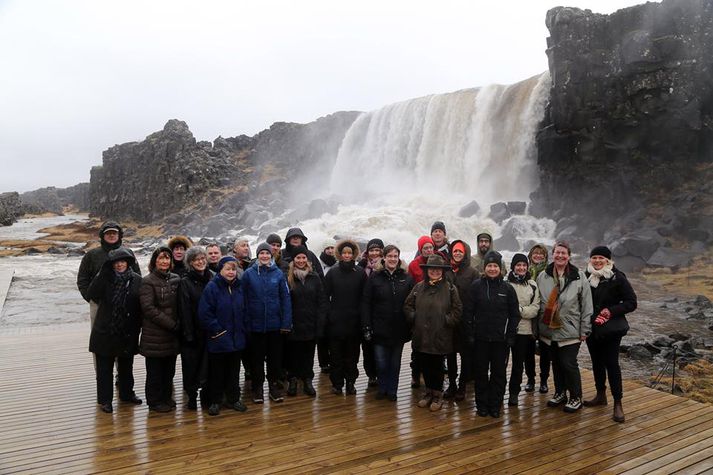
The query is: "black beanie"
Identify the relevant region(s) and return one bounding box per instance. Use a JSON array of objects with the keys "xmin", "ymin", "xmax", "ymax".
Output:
[
  {"xmin": 483, "ymin": 250, "xmax": 503, "ymax": 269},
  {"xmin": 266, "ymin": 234, "xmax": 282, "ymax": 246},
  {"xmin": 431, "ymin": 221, "xmax": 446, "ymax": 234},
  {"xmin": 291, "ymin": 245, "xmax": 309, "ymax": 258},
  {"xmin": 590, "ymin": 246, "xmax": 612, "ymax": 260},
  {"xmin": 510, "ymin": 253, "xmax": 529, "ymax": 271},
  {"xmin": 367, "ymin": 238, "xmax": 384, "ymax": 251}
]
